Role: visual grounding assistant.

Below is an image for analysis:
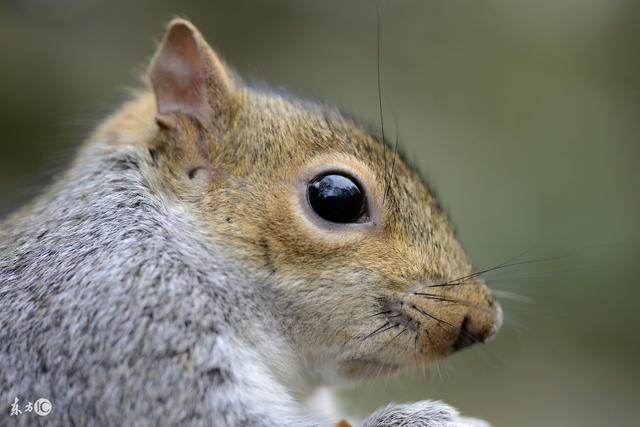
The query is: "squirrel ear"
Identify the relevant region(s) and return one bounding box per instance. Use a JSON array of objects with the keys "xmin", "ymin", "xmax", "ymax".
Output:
[{"xmin": 149, "ymin": 18, "xmax": 235, "ymax": 132}]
